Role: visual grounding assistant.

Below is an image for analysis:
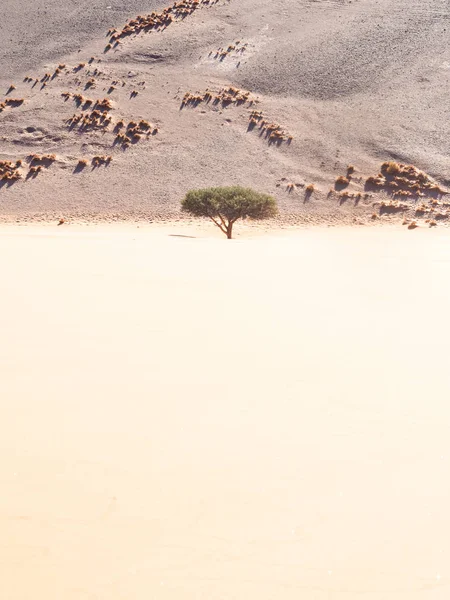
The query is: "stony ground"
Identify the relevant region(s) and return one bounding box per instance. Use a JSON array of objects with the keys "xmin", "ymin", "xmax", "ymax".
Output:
[{"xmin": 0, "ymin": 0, "xmax": 449, "ymax": 225}]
